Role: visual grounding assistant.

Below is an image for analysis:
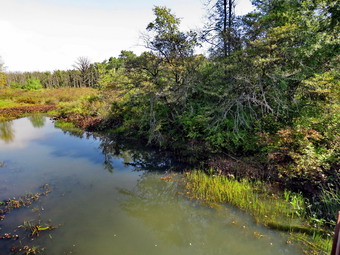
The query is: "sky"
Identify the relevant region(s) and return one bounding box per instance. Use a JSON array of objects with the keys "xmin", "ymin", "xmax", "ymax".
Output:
[{"xmin": 0, "ymin": 0, "xmax": 253, "ymax": 72}]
